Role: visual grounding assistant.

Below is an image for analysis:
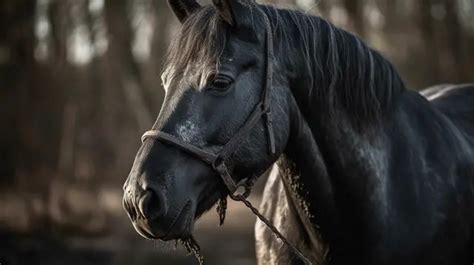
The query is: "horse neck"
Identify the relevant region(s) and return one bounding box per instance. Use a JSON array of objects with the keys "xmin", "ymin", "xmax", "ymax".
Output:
[
  {"xmin": 282, "ymin": 101, "xmax": 390, "ymax": 234},
  {"xmin": 275, "ymin": 12, "xmax": 405, "ymax": 238}
]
